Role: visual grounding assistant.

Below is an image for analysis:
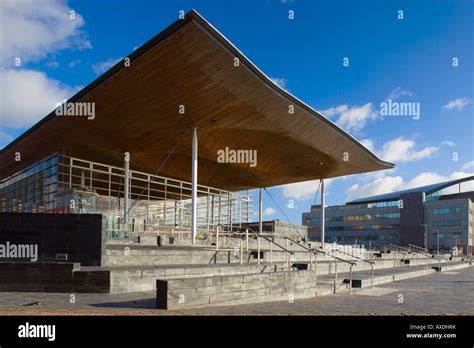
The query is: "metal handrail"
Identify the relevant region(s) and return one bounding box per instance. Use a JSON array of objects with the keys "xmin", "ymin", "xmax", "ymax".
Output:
[
  {"xmin": 311, "ymin": 248, "xmax": 356, "ymax": 294},
  {"xmin": 326, "ymin": 247, "xmax": 375, "ymax": 265},
  {"xmin": 326, "ymin": 247, "xmax": 375, "ymax": 289},
  {"xmin": 390, "ymin": 243, "xmax": 447, "ymax": 265},
  {"xmin": 408, "ymin": 243, "xmax": 429, "ymax": 253},
  {"xmin": 312, "ymin": 247, "xmax": 357, "ymax": 266},
  {"xmin": 260, "ymin": 235, "xmax": 295, "ymax": 255},
  {"xmin": 284, "ymin": 236, "xmax": 355, "ymax": 294}
]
